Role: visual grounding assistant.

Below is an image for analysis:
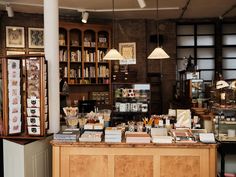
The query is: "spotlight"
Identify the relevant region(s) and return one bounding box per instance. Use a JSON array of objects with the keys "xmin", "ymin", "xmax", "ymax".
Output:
[
  {"xmin": 6, "ymin": 3, "xmax": 14, "ymax": 17},
  {"xmin": 137, "ymin": 0, "xmax": 146, "ymax": 8},
  {"xmin": 81, "ymin": 11, "xmax": 89, "ymax": 23}
]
